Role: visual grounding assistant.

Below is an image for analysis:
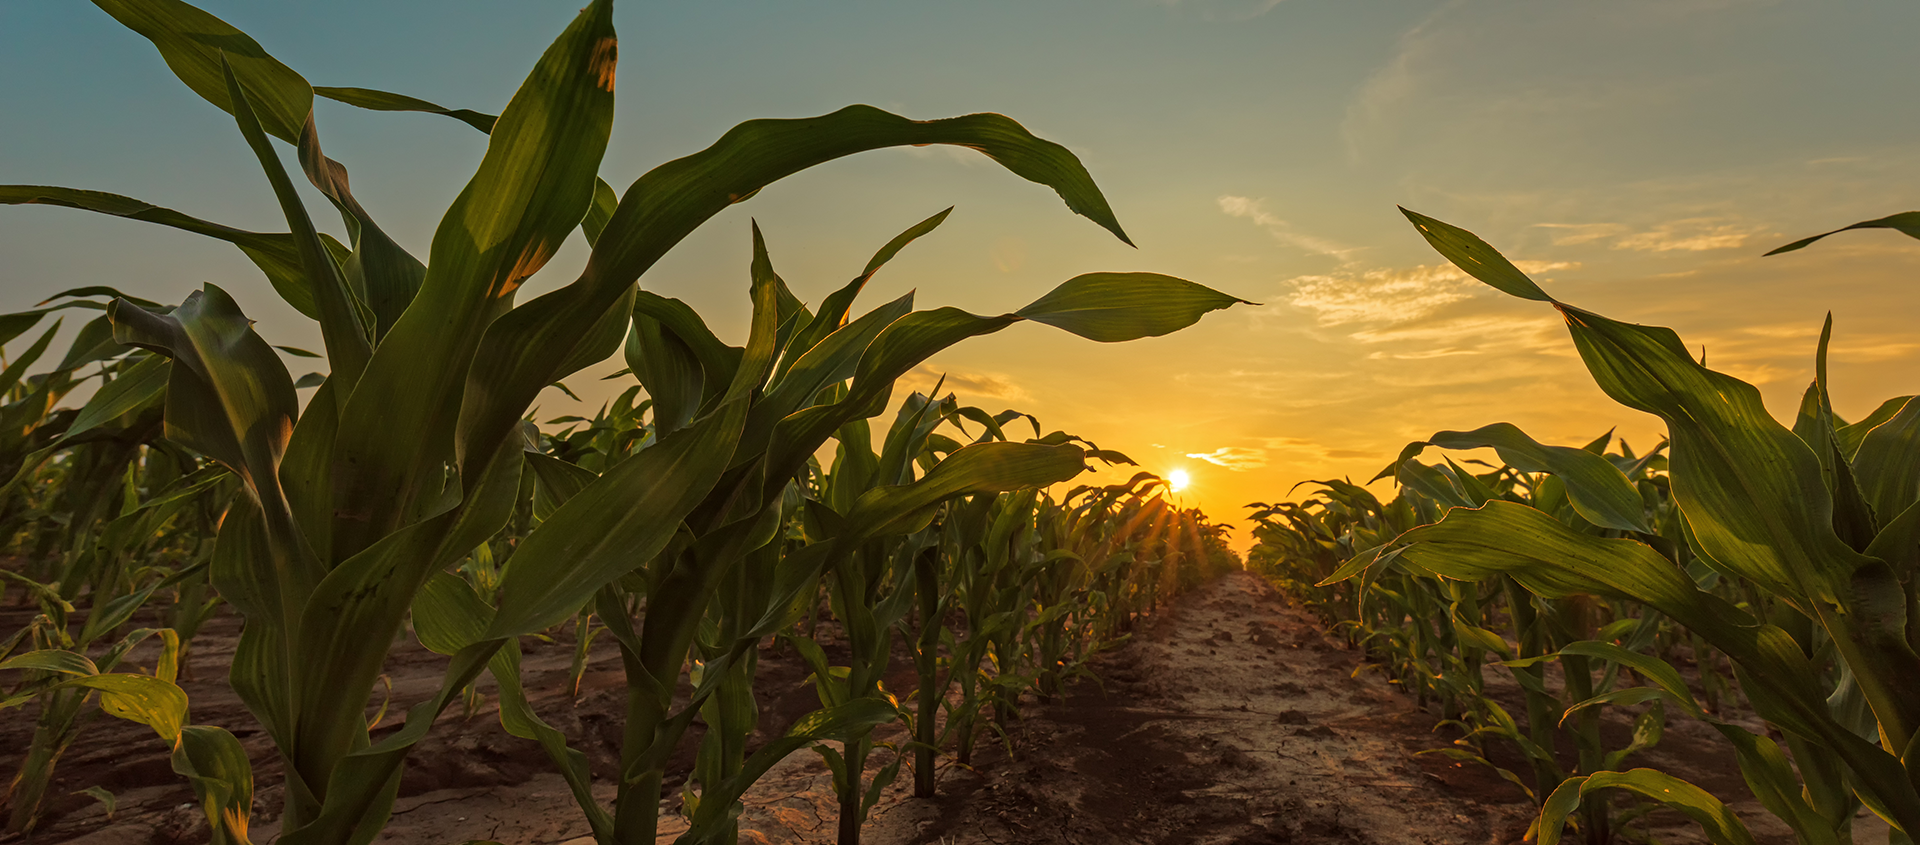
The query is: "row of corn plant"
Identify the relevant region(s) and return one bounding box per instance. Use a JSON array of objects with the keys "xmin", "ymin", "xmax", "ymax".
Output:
[
  {"xmin": 0, "ymin": 2, "xmax": 1247, "ymax": 843},
  {"xmin": 0, "ymin": 289, "xmax": 244, "ymax": 833},
  {"xmin": 1307, "ymin": 207, "xmax": 1920, "ymax": 845},
  {"xmin": 1249, "ymin": 430, "xmax": 1763, "ymax": 843}
]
